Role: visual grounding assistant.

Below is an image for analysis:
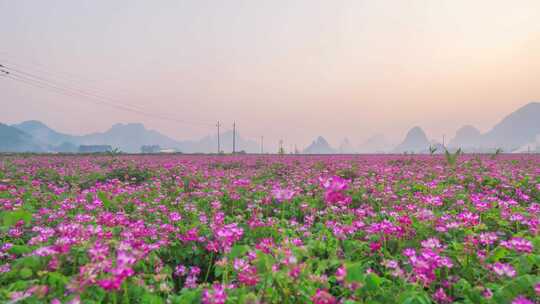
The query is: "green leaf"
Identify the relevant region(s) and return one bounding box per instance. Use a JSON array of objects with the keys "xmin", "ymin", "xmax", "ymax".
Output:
[
  {"xmin": 15, "ymin": 256, "xmax": 41, "ymax": 270},
  {"xmin": 47, "ymin": 272, "xmax": 69, "ymax": 289},
  {"xmin": 365, "ymin": 273, "xmax": 382, "ymax": 291},
  {"xmin": 239, "ymin": 292, "xmax": 259, "ymax": 304},
  {"xmin": 256, "ymin": 251, "xmax": 274, "ymax": 275},
  {"xmin": 346, "ymin": 262, "xmax": 364, "ymax": 283},
  {"xmin": 400, "ymin": 292, "xmax": 432, "ymax": 304},
  {"xmin": 8, "ymin": 245, "xmax": 32, "ymax": 255},
  {"xmin": 172, "ymin": 289, "xmax": 201, "ymax": 304},
  {"xmin": 487, "ymin": 247, "xmax": 508, "ymax": 263},
  {"xmin": 19, "ymin": 267, "xmax": 33, "ymax": 279},
  {"xmin": 516, "ymin": 255, "xmax": 532, "ymax": 273},
  {"xmin": 141, "ymin": 292, "xmax": 164, "ymax": 304},
  {"xmin": 1, "ymin": 209, "xmax": 32, "ymax": 227},
  {"xmin": 229, "ymin": 245, "xmax": 249, "ymax": 260}
]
